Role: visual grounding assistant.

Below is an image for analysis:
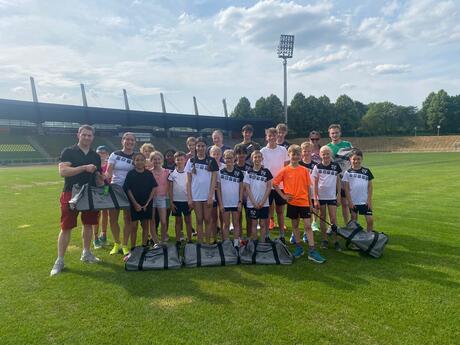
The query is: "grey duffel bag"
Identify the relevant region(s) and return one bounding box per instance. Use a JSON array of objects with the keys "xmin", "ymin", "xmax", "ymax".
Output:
[
  {"xmin": 336, "ymin": 221, "xmax": 389, "ymax": 258},
  {"xmin": 69, "ymin": 183, "xmax": 130, "ymax": 211},
  {"xmin": 183, "ymin": 240, "xmax": 239, "ymax": 267},
  {"xmin": 239, "ymin": 239, "xmax": 294, "ymax": 265},
  {"xmin": 125, "ymin": 245, "xmax": 182, "ymax": 271}
]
